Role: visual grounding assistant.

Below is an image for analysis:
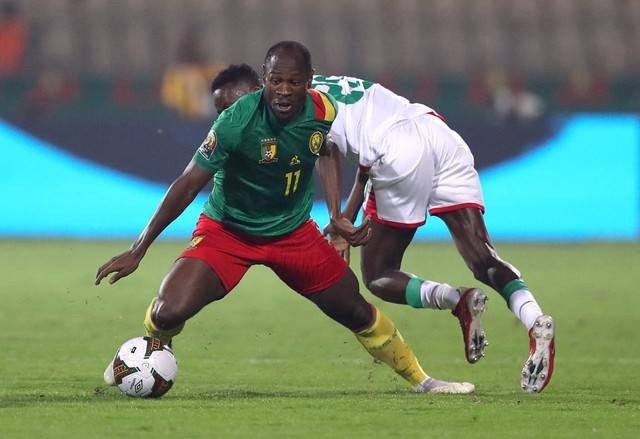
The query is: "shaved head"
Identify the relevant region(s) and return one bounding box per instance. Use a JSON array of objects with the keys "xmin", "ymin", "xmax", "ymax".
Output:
[{"xmin": 264, "ymin": 41, "xmax": 312, "ymax": 75}]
